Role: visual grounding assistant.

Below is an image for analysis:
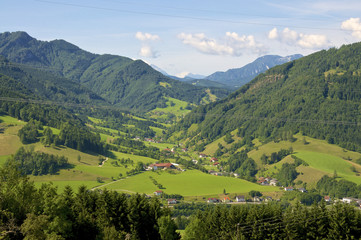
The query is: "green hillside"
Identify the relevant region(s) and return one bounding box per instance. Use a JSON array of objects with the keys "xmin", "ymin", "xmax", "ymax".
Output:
[
  {"xmin": 0, "ymin": 56, "xmax": 106, "ymax": 105},
  {"xmin": 0, "ymin": 31, "xmax": 230, "ymax": 112},
  {"xmin": 173, "ymin": 42, "xmax": 361, "ymax": 153}
]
